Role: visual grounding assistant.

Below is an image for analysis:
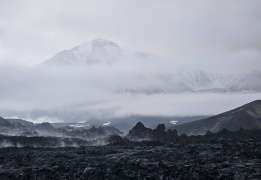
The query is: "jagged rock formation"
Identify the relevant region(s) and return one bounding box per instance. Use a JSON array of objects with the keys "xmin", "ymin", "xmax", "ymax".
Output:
[
  {"xmin": 127, "ymin": 122, "xmax": 153, "ymax": 140},
  {"xmin": 152, "ymin": 124, "xmax": 166, "ymax": 141},
  {"xmin": 127, "ymin": 122, "xmax": 179, "ymax": 142}
]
